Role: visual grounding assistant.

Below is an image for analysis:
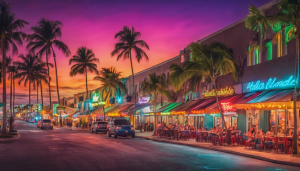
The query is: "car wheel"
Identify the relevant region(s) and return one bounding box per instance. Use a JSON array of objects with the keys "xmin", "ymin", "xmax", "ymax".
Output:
[
  {"xmin": 132, "ymin": 134, "xmax": 135, "ymax": 138},
  {"xmin": 114, "ymin": 133, "xmax": 117, "ymax": 138},
  {"xmin": 108, "ymin": 131, "xmax": 111, "ymax": 137}
]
